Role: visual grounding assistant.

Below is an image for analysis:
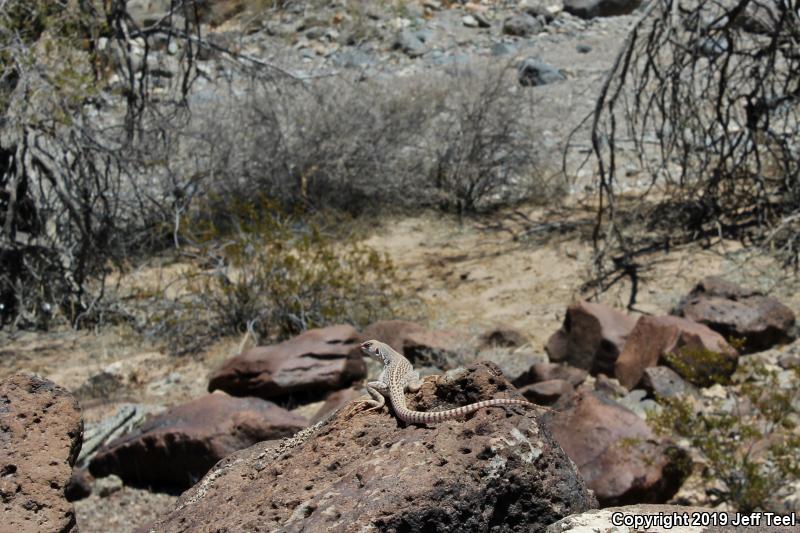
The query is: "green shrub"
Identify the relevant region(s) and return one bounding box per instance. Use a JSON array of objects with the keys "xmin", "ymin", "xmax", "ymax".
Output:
[
  {"xmin": 150, "ymin": 197, "xmax": 409, "ymax": 354},
  {"xmin": 649, "ymin": 362, "xmax": 800, "ymax": 512}
]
